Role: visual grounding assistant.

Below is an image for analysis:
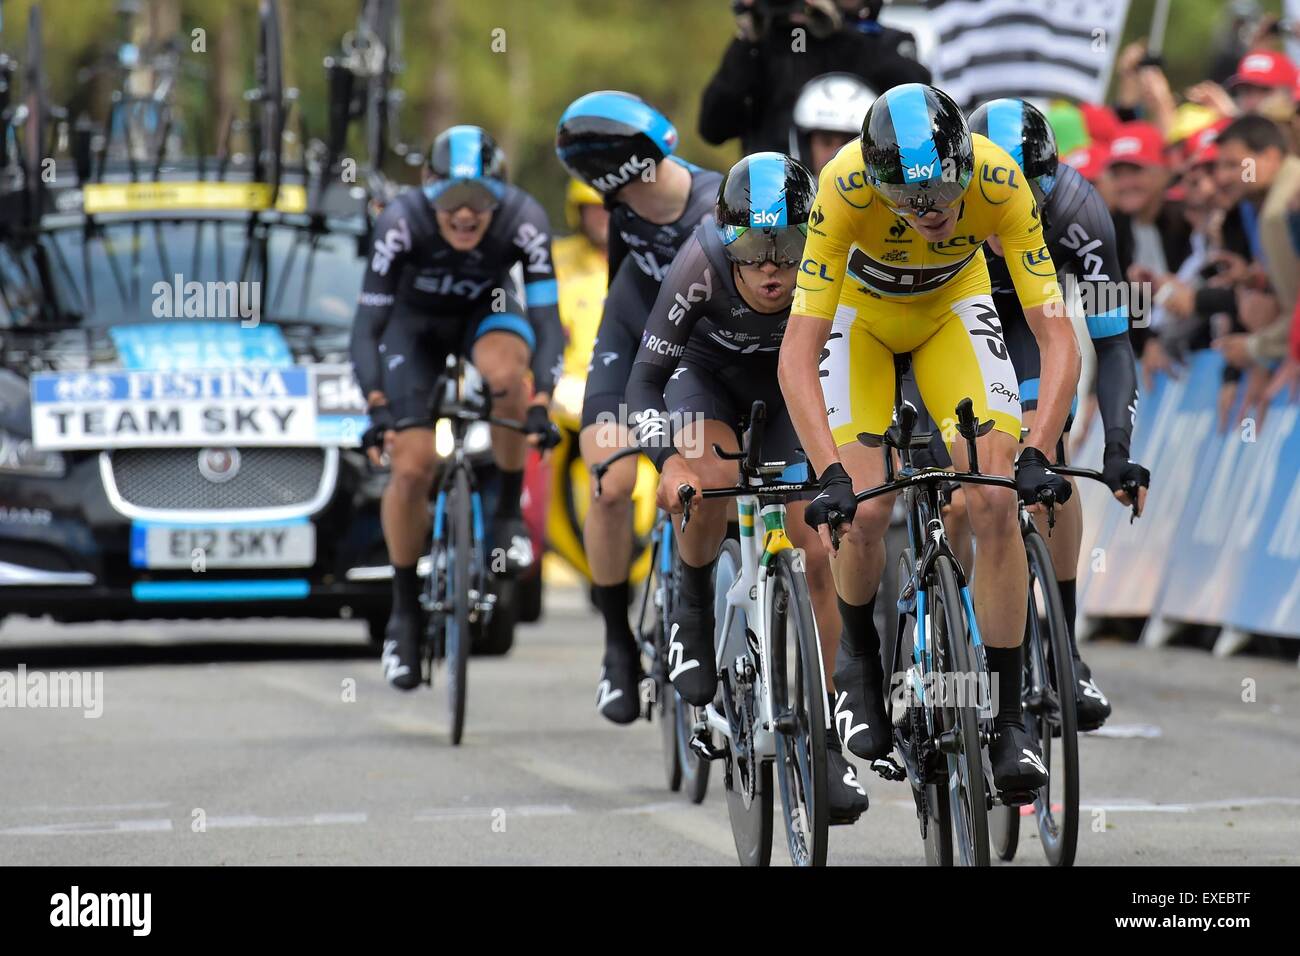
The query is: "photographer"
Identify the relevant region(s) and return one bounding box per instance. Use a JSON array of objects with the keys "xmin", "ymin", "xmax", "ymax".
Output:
[{"xmin": 699, "ymin": 0, "xmax": 929, "ymax": 155}]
